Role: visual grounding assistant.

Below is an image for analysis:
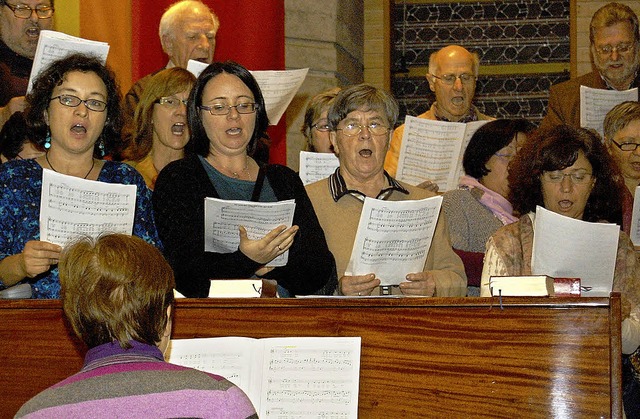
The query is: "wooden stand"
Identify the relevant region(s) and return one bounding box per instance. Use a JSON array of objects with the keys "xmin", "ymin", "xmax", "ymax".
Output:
[{"xmin": 0, "ymin": 295, "xmax": 622, "ymax": 418}]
